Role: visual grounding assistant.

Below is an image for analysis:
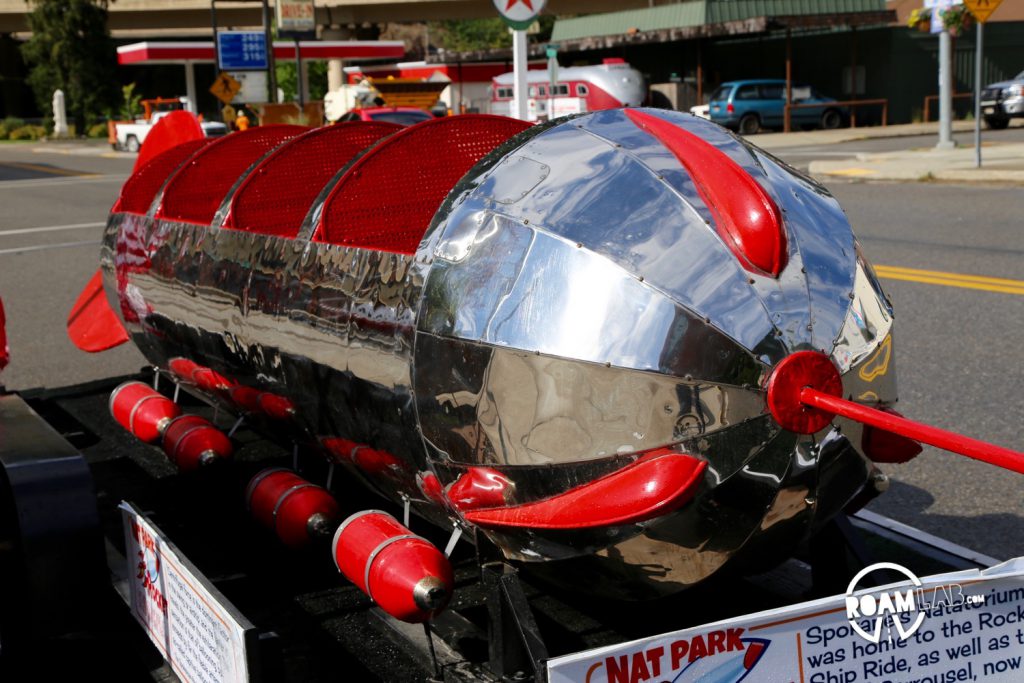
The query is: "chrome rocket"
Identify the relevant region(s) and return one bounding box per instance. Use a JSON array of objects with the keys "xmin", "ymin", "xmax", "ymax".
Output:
[{"xmin": 73, "ymin": 108, "xmax": 965, "ymax": 600}]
